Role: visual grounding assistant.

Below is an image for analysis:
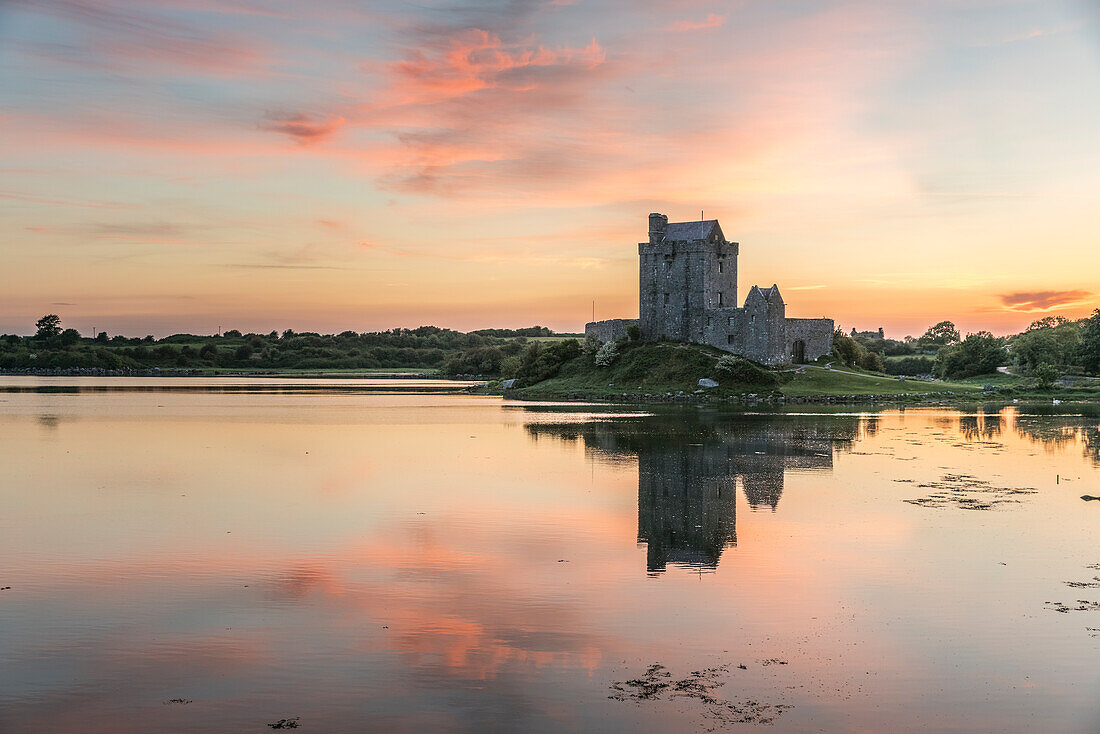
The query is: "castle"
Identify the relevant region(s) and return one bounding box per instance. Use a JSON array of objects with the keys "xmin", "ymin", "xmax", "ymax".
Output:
[{"xmin": 585, "ymin": 213, "xmax": 834, "ymax": 365}]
